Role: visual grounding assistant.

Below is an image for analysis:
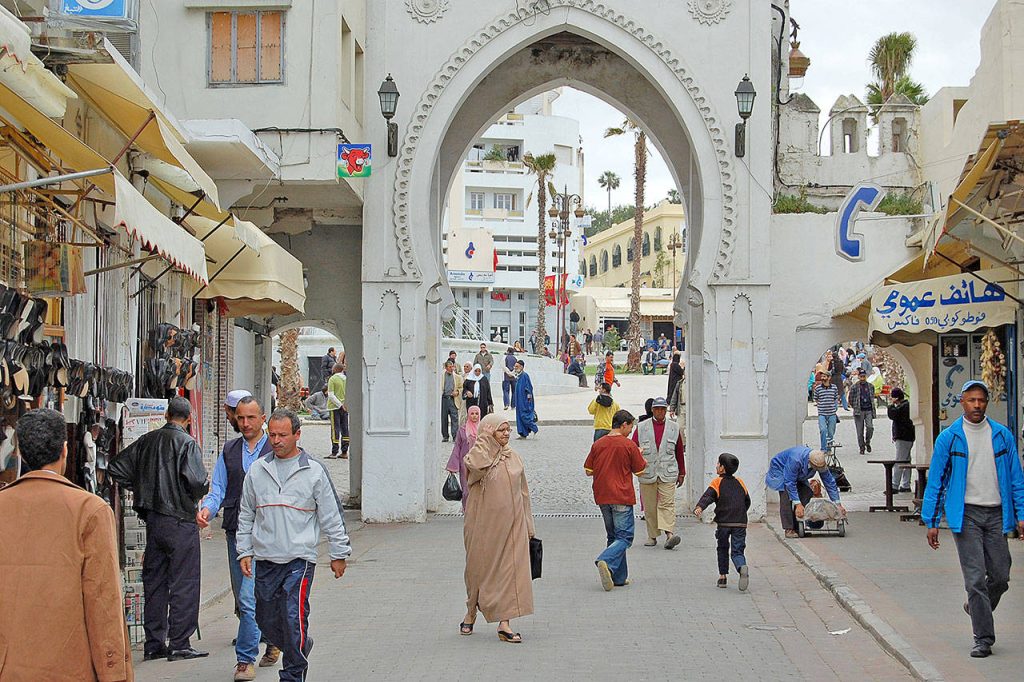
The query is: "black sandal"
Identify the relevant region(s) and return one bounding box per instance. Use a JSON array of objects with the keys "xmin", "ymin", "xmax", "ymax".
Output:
[
  {"xmin": 497, "ymin": 631, "xmax": 522, "ymax": 643},
  {"xmin": 459, "ymin": 622, "xmax": 474, "ymax": 636}
]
